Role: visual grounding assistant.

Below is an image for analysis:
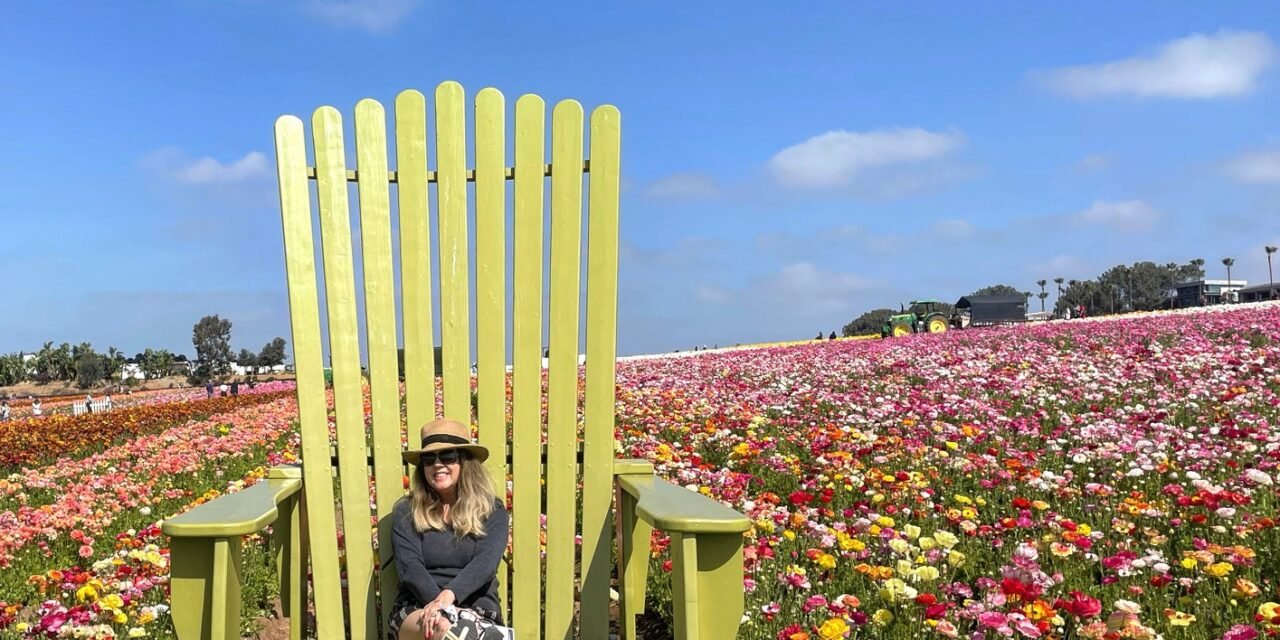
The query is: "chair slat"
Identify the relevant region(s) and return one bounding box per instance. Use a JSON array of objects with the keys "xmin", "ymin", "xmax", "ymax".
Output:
[
  {"xmin": 355, "ymin": 98, "xmax": 404, "ymax": 639},
  {"xmin": 313, "ymin": 106, "xmax": 377, "ymax": 640},
  {"xmin": 544, "ymin": 99, "xmax": 585, "ymax": 640},
  {"xmin": 395, "ymin": 90, "xmax": 438, "ymax": 431},
  {"xmin": 579, "ymin": 104, "xmax": 622, "ymax": 638},
  {"xmin": 275, "ymin": 115, "xmax": 347, "ymax": 640},
  {"xmin": 509, "ymin": 94, "xmax": 546, "ymax": 640},
  {"xmin": 473, "ymin": 86, "xmax": 510, "ymax": 621},
  {"xmin": 435, "ymin": 81, "xmax": 471, "ymax": 422}
]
